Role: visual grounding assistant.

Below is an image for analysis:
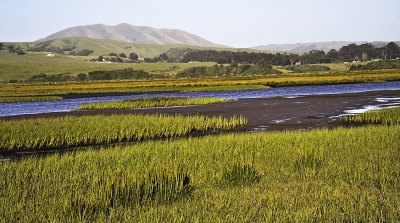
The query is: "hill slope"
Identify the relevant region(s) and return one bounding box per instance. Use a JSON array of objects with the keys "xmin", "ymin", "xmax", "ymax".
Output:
[
  {"xmin": 12, "ymin": 37, "xmax": 270, "ymax": 58},
  {"xmin": 253, "ymin": 41, "xmax": 400, "ymax": 53},
  {"xmin": 39, "ymin": 23, "xmax": 225, "ymax": 47}
]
